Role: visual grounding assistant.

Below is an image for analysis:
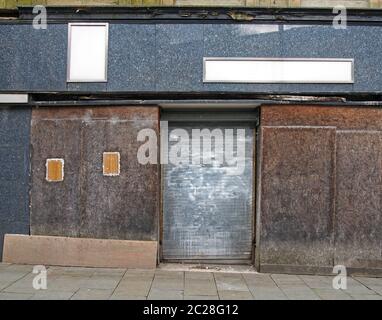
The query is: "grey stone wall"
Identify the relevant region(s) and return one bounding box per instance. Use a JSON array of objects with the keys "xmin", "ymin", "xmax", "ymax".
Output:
[
  {"xmin": 0, "ymin": 107, "xmax": 31, "ymax": 260},
  {"xmin": 1, "ymin": 23, "xmax": 382, "ymax": 94}
]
